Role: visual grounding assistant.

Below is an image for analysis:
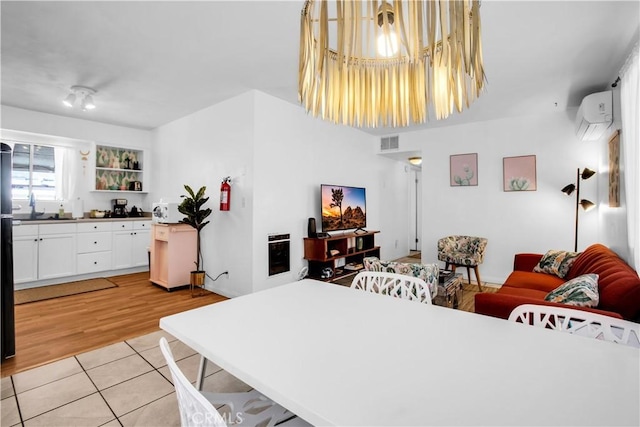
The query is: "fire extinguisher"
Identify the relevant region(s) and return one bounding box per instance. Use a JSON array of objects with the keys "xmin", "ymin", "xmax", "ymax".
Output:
[{"xmin": 220, "ymin": 177, "xmax": 231, "ymax": 211}]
